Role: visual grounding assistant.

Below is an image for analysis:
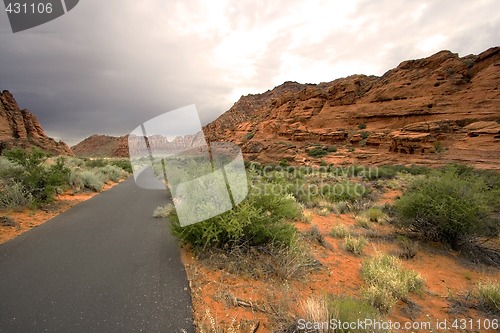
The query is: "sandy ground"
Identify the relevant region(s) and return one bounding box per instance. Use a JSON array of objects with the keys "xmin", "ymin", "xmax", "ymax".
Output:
[{"xmin": 182, "ymin": 189, "xmax": 500, "ymax": 333}]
